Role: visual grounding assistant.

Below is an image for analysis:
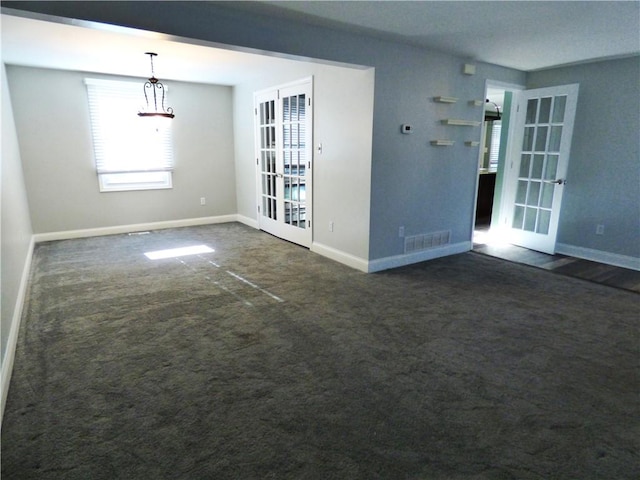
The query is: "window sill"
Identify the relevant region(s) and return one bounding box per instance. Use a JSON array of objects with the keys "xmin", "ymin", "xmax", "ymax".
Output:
[{"xmin": 98, "ymin": 171, "xmax": 173, "ymax": 192}]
